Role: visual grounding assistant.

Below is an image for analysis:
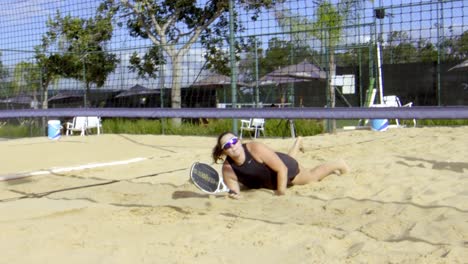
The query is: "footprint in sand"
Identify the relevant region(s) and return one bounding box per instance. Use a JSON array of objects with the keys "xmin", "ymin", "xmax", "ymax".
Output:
[{"xmin": 359, "ymin": 218, "xmax": 415, "ymax": 241}]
